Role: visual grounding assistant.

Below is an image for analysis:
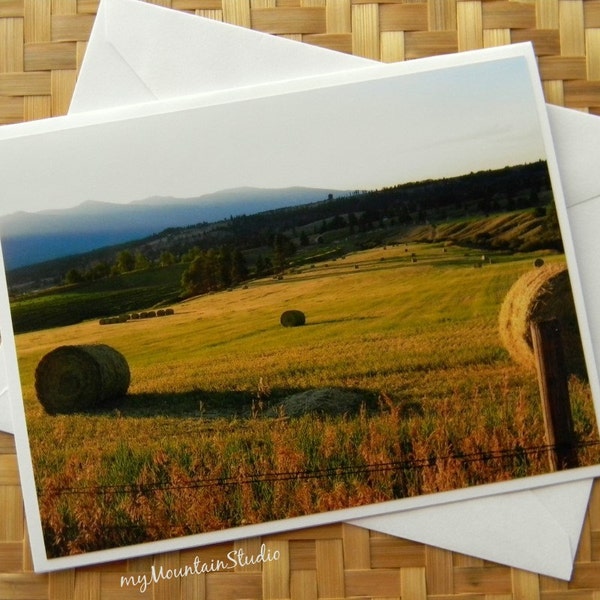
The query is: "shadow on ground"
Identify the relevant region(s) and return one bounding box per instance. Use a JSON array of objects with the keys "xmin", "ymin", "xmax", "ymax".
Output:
[{"xmin": 66, "ymin": 386, "xmax": 392, "ymax": 420}]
